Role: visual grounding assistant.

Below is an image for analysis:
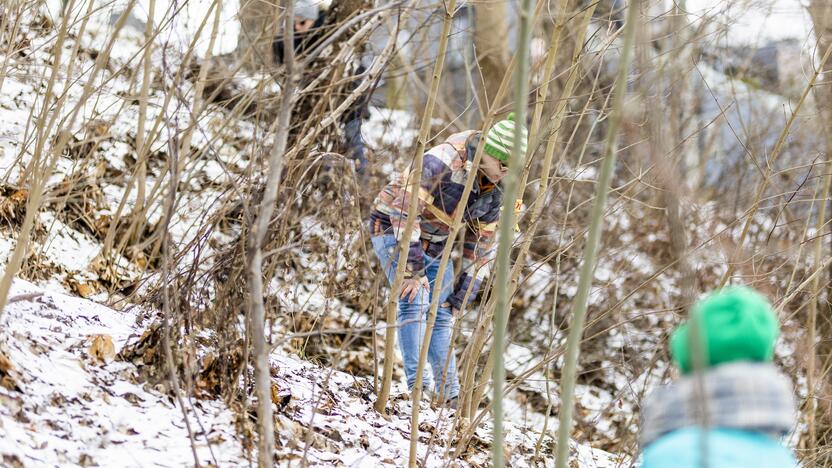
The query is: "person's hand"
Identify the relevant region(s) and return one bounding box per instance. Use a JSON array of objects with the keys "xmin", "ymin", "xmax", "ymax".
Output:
[
  {"xmin": 441, "ymin": 302, "xmax": 460, "ymax": 317},
  {"xmin": 401, "ymin": 276, "xmax": 429, "ymax": 302}
]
